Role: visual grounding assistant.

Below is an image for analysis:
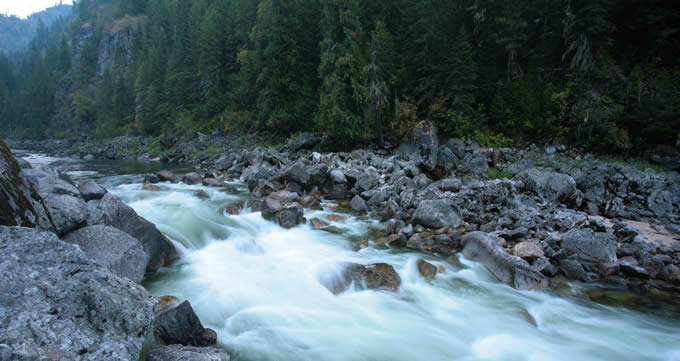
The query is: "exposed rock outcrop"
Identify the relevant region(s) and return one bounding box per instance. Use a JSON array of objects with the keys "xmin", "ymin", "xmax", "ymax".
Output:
[
  {"xmin": 0, "ymin": 139, "xmax": 54, "ymax": 231},
  {"xmin": 0, "ymin": 226, "xmax": 156, "ymax": 361}
]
